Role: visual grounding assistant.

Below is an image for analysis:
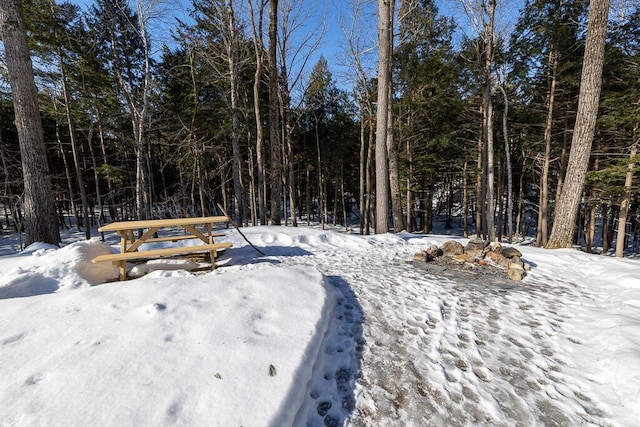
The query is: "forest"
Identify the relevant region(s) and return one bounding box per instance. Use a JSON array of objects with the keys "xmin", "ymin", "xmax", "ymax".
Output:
[{"xmin": 0, "ymin": 0, "xmax": 639, "ymax": 255}]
